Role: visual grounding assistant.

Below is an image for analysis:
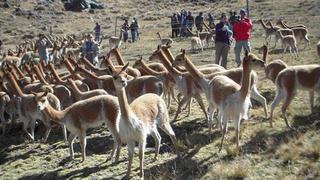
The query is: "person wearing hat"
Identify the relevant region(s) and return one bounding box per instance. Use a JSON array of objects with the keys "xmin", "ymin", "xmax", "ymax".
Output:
[
  {"xmin": 133, "ymin": 17, "xmax": 140, "ymax": 39},
  {"xmin": 81, "ymin": 33, "xmax": 99, "ymax": 66},
  {"xmin": 233, "ymin": 8, "xmax": 252, "ymax": 67},
  {"xmin": 130, "ymin": 19, "xmax": 138, "ymax": 43},
  {"xmin": 215, "ymin": 13, "xmax": 233, "ymax": 68},
  {"xmin": 35, "ymin": 33, "xmax": 53, "ymax": 65}
]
